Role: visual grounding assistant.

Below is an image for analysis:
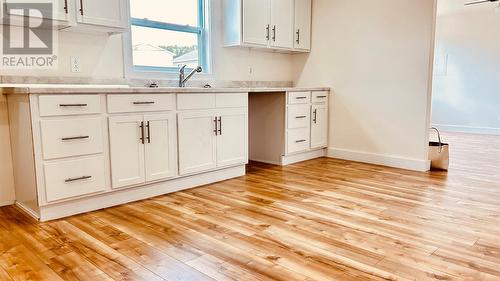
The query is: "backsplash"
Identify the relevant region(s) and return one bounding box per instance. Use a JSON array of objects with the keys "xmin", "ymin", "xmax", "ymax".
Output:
[{"xmin": 0, "ymin": 75, "xmax": 293, "ymax": 88}]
